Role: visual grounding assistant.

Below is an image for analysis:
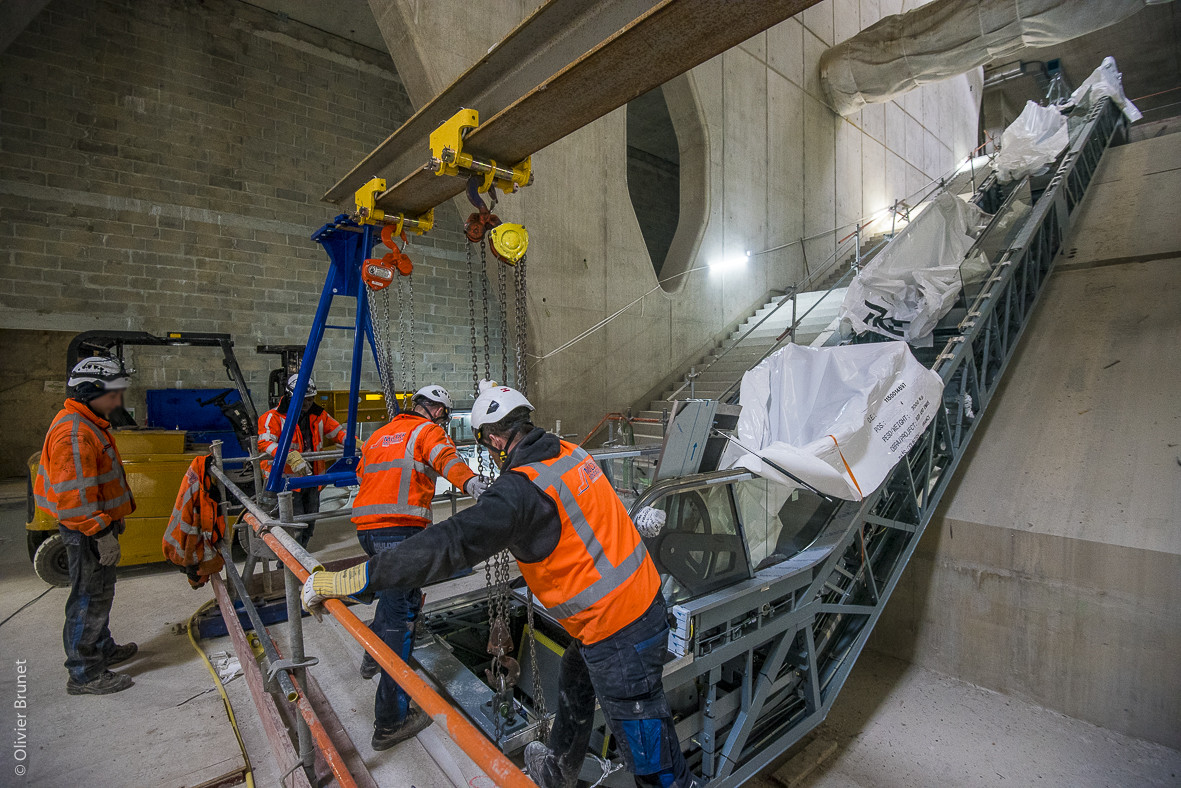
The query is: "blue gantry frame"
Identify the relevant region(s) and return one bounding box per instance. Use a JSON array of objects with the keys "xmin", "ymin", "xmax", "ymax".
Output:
[{"xmin": 264, "ymin": 215, "xmax": 399, "ymax": 493}]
